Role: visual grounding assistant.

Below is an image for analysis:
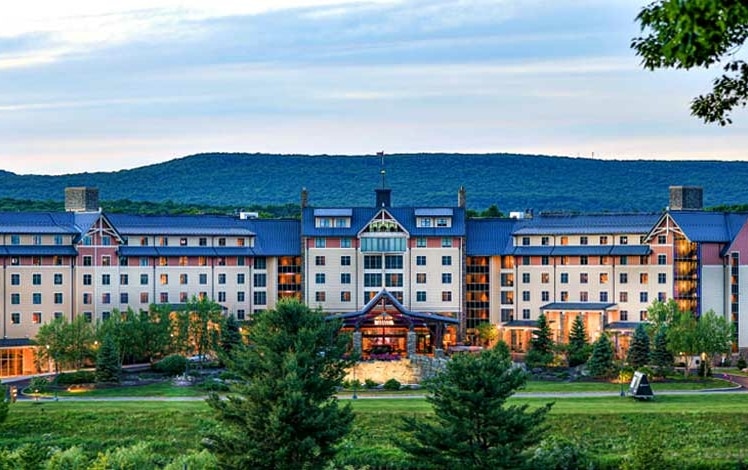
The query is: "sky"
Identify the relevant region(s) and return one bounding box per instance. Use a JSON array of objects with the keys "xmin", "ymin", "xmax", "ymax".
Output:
[{"xmin": 1, "ymin": 0, "xmax": 747, "ymax": 175}]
